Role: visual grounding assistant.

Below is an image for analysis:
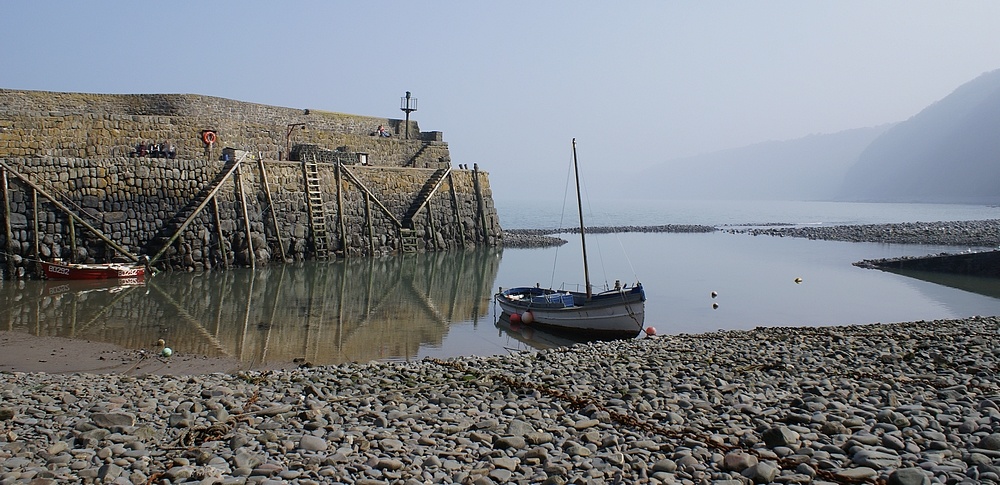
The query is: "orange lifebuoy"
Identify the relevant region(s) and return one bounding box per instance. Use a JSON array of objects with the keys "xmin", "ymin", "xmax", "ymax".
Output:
[{"xmin": 202, "ymin": 131, "xmax": 217, "ymax": 145}]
